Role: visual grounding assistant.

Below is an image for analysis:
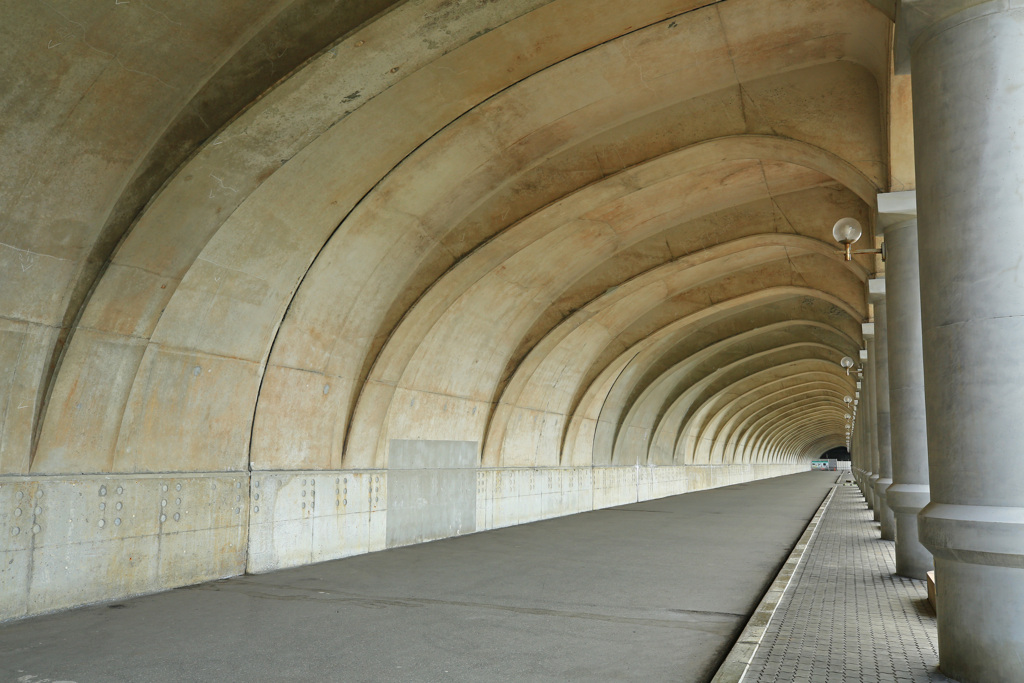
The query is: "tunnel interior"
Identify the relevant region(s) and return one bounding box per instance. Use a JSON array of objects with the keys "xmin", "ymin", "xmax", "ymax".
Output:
[{"xmin": 0, "ymin": 0, "xmax": 907, "ymax": 619}]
